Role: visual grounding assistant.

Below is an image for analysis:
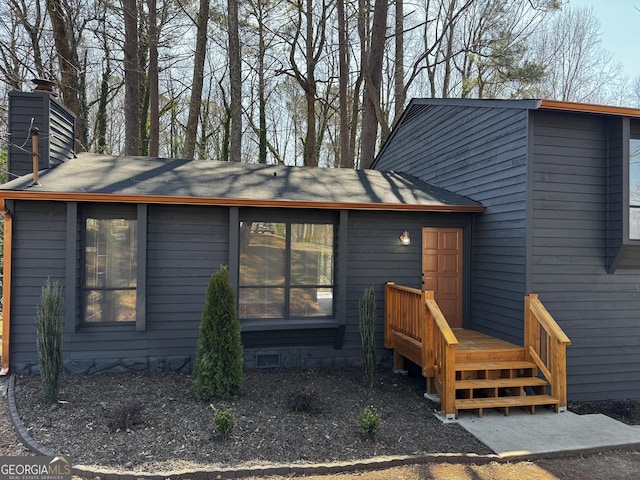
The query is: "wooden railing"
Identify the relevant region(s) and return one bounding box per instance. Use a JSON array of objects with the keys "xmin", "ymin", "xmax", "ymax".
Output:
[
  {"xmin": 384, "ymin": 283, "xmax": 424, "ymax": 346},
  {"xmin": 384, "ymin": 282, "xmax": 459, "ymax": 418},
  {"xmin": 524, "ymin": 294, "xmax": 572, "ymax": 411},
  {"xmin": 424, "ymin": 291, "xmax": 458, "ymax": 419}
]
